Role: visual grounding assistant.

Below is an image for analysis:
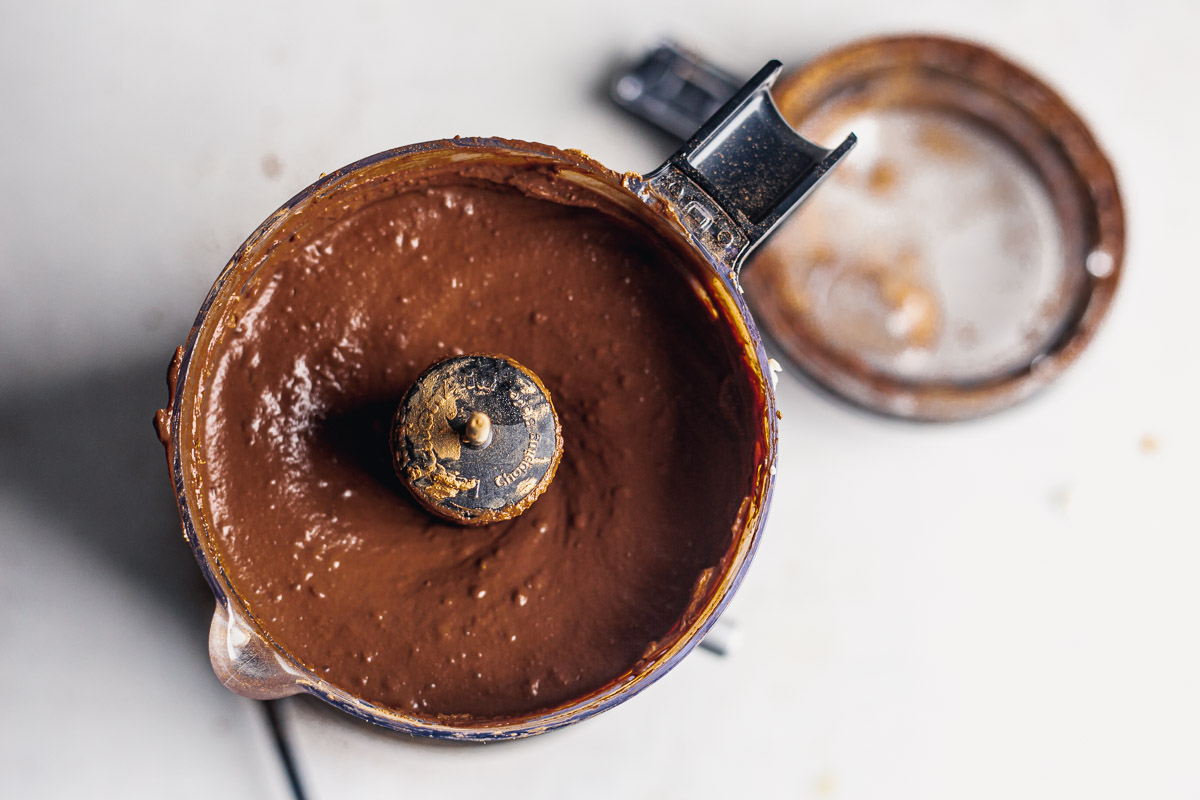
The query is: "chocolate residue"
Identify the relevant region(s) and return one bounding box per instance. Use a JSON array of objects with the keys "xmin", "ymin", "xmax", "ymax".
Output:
[
  {"xmin": 261, "ymin": 153, "xmax": 283, "ymax": 180},
  {"xmin": 867, "ymin": 161, "xmax": 898, "ymax": 194}
]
